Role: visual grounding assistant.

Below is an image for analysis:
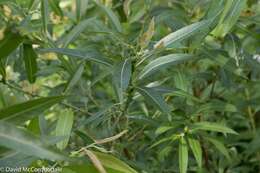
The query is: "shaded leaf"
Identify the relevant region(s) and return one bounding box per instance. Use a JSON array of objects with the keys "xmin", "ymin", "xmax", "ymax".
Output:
[
  {"xmin": 93, "ymin": 0, "xmax": 122, "ymax": 32},
  {"xmin": 59, "ymin": 17, "xmax": 95, "ymax": 47},
  {"xmin": 205, "ymin": 137, "xmax": 231, "ymax": 161},
  {"xmin": 64, "ymin": 63, "xmax": 85, "ymax": 92},
  {"xmin": 0, "ymin": 96, "xmax": 65, "ymax": 122},
  {"xmin": 0, "ymin": 121, "xmax": 67, "ymax": 160},
  {"xmin": 41, "ymin": 0, "xmax": 49, "ymax": 32},
  {"xmin": 23, "ymin": 44, "xmax": 38, "ymax": 83},
  {"xmin": 113, "ymin": 59, "xmax": 132, "ymax": 102},
  {"xmin": 136, "ymin": 87, "xmax": 171, "ymax": 115},
  {"xmin": 39, "ymin": 48, "xmax": 112, "ymax": 67}
]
